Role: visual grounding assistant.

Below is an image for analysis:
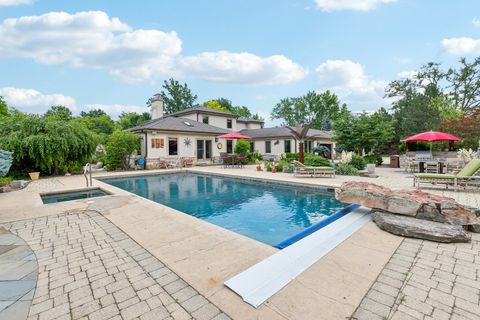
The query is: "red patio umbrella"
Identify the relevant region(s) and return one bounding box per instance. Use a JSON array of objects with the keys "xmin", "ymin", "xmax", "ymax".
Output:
[
  {"xmin": 217, "ymin": 132, "xmax": 250, "ymax": 139},
  {"xmin": 404, "ymin": 131, "xmax": 460, "ymax": 142}
]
